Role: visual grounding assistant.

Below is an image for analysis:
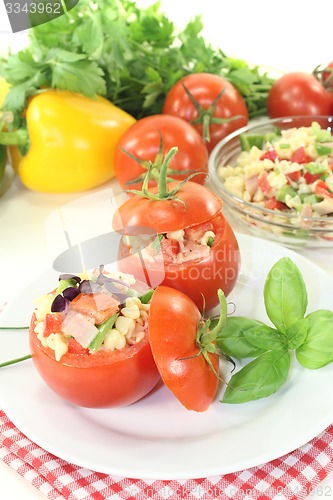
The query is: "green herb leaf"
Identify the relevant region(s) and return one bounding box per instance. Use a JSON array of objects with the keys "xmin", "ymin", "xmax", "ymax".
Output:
[
  {"xmin": 296, "ymin": 310, "xmax": 333, "ymax": 369},
  {"xmin": 216, "ymin": 317, "xmax": 268, "ymax": 358},
  {"xmin": 264, "ymin": 257, "xmax": 308, "ymax": 334},
  {"xmin": 243, "ymin": 324, "xmax": 288, "ymax": 352},
  {"xmin": 46, "ymin": 49, "xmax": 106, "ymax": 97},
  {"xmin": 222, "ymin": 350, "xmax": 290, "ymax": 404},
  {"xmin": 285, "ymin": 317, "xmax": 309, "ymax": 350}
]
